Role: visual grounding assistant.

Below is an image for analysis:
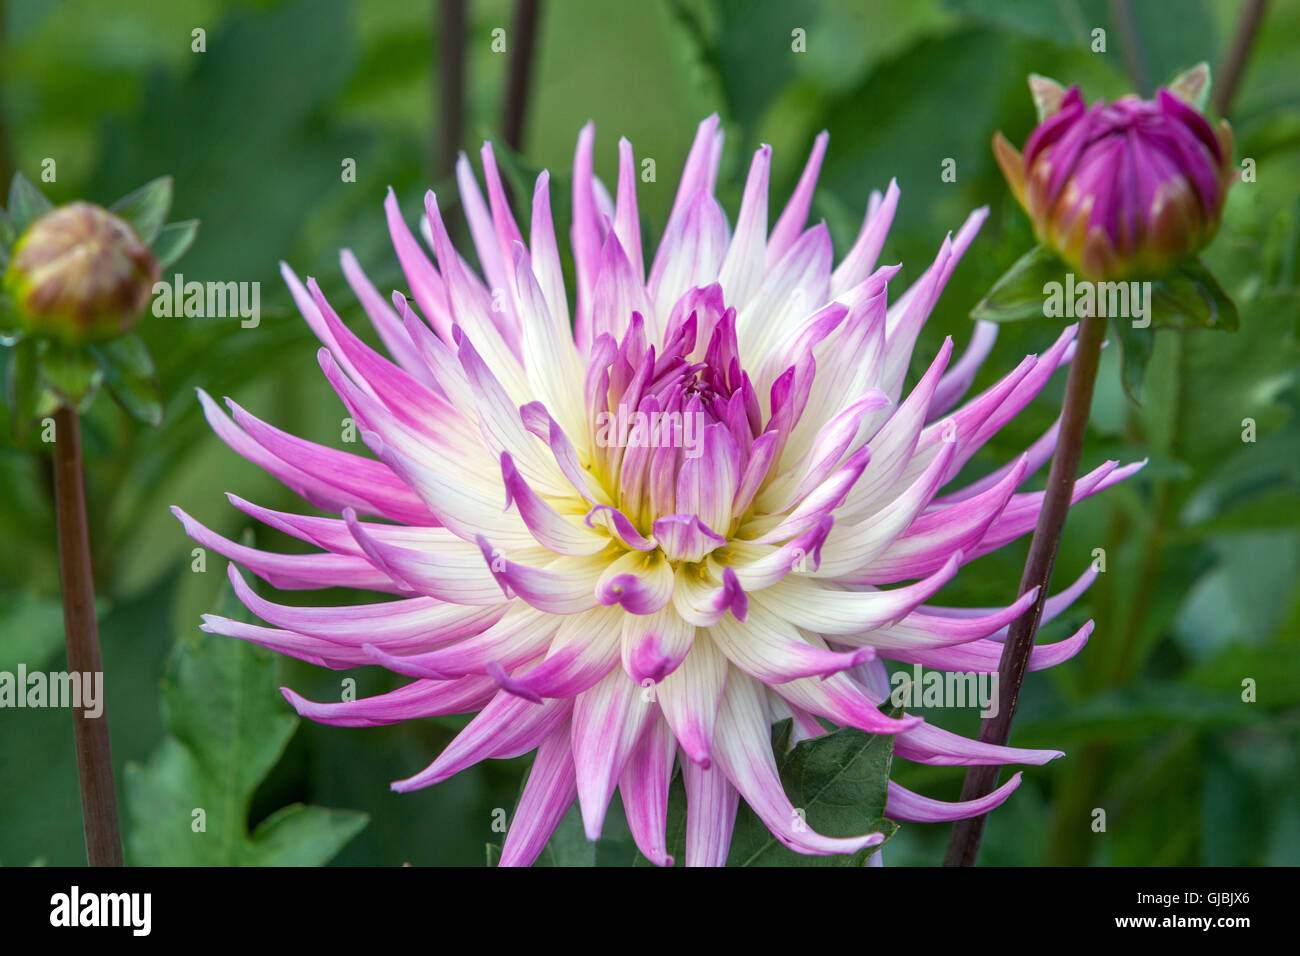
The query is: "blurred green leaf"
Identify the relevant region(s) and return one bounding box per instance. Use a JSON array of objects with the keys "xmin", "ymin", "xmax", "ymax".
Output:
[
  {"xmin": 0, "ymin": 592, "xmax": 68, "ymax": 672},
  {"xmin": 1186, "ymin": 642, "xmax": 1300, "ymax": 708},
  {"xmin": 1109, "ymin": 314, "xmax": 1155, "ymax": 404},
  {"xmin": 534, "ymin": 804, "xmax": 598, "ymax": 867},
  {"xmin": 152, "ymin": 220, "xmax": 199, "ymax": 270},
  {"xmin": 93, "ymin": 0, "xmax": 361, "ymax": 284},
  {"xmin": 109, "ymin": 176, "xmax": 173, "ymax": 245},
  {"xmin": 5, "ymin": 338, "xmax": 41, "ymax": 438},
  {"xmin": 1022, "ymin": 682, "xmax": 1264, "ymax": 741},
  {"xmin": 37, "ymin": 340, "xmax": 101, "ymax": 411},
  {"xmin": 1148, "ymin": 258, "xmax": 1240, "ymax": 331},
  {"xmin": 971, "ymin": 243, "xmax": 1068, "ymax": 323},
  {"xmin": 1173, "ymin": 532, "xmax": 1300, "ymax": 660},
  {"xmin": 0, "ymin": 208, "xmax": 15, "ymax": 253},
  {"xmin": 942, "ymin": 0, "xmax": 1103, "ymax": 47},
  {"xmin": 666, "ymin": 0, "xmax": 804, "ymax": 143},
  {"xmin": 6, "ymin": 173, "xmax": 54, "ymax": 235},
  {"xmin": 1181, "ymin": 428, "xmax": 1300, "ymax": 527},
  {"xmin": 91, "ymin": 334, "xmax": 163, "ymax": 427}
]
